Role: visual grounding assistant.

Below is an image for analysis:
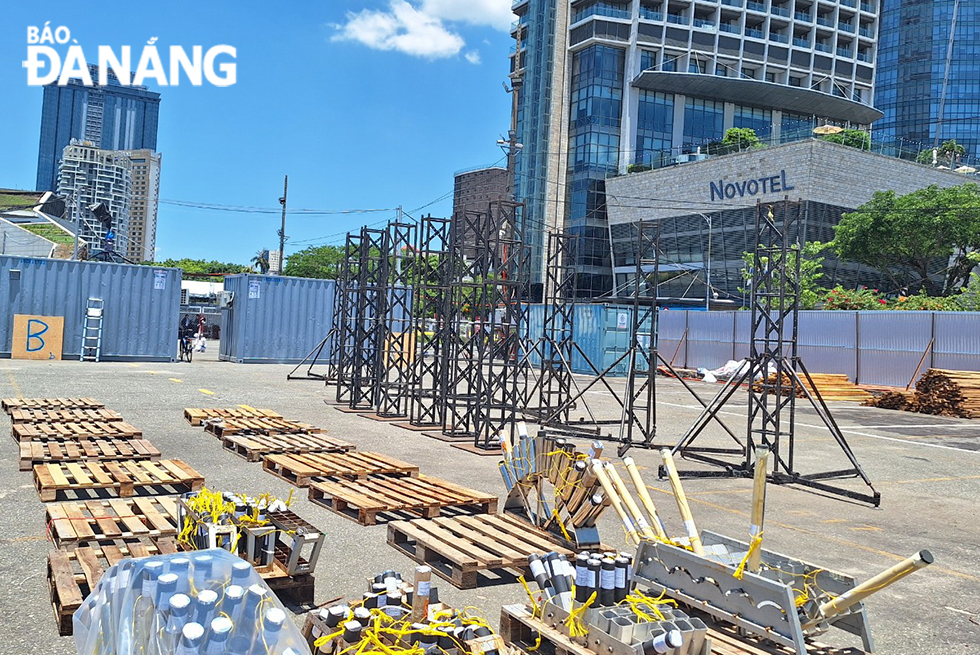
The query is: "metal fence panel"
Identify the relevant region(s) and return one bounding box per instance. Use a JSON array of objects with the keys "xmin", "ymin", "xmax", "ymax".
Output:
[
  {"xmin": 219, "ymin": 274, "xmax": 335, "ymax": 364},
  {"xmin": 932, "ymin": 312, "xmax": 980, "ymax": 373},
  {"xmin": 0, "ymin": 255, "xmax": 180, "ymax": 361},
  {"xmin": 796, "ymin": 311, "xmax": 857, "ymax": 379},
  {"xmin": 856, "ymin": 311, "xmax": 934, "ymax": 386},
  {"xmin": 686, "ymin": 311, "xmax": 737, "ymax": 369},
  {"xmin": 658, "ymin": 310, "xmax": 688, "ymax": 368}
]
